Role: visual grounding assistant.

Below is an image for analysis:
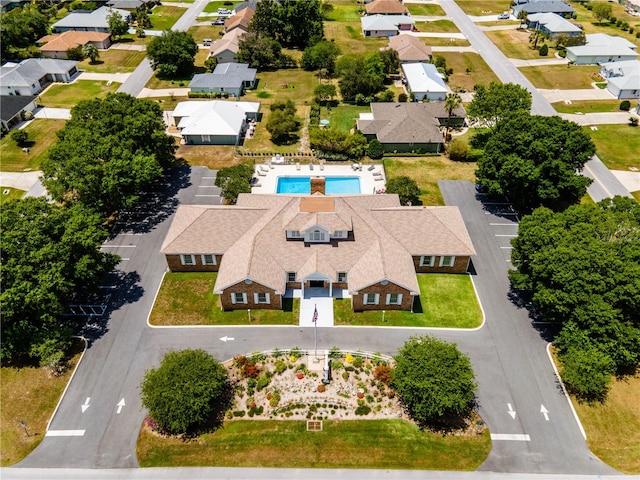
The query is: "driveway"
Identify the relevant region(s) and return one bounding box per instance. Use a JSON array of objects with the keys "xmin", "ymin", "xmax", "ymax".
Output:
[
  {"xmin": 560, "ymin": 112, "xmax": 633, "ymax": 125},
  {"xmin": 0, "ymin": 171, "xmax": 42, "ymax": 190},
  {"xmin": 539, "ymin": 88, "xmax": 615, "ymax": 103}
]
